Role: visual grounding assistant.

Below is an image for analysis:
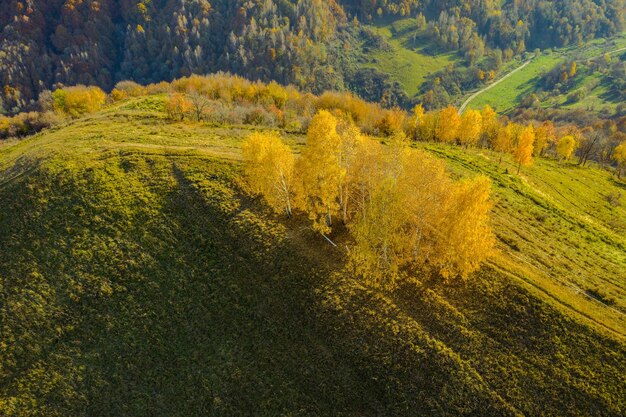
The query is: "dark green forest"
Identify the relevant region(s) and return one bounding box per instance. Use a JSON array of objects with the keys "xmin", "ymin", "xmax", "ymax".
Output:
[{"xmin": 1, "ymin": 0, "xmax": 624, "ymax": 113}]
